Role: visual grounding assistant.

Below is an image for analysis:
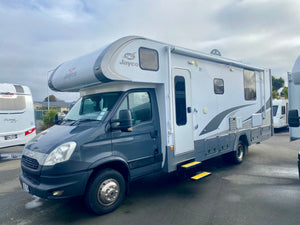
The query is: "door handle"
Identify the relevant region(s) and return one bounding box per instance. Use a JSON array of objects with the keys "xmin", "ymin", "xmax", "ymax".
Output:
[{"xmin": 187, "ymin": 107, "xmax": 192, "ymax": 113}]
